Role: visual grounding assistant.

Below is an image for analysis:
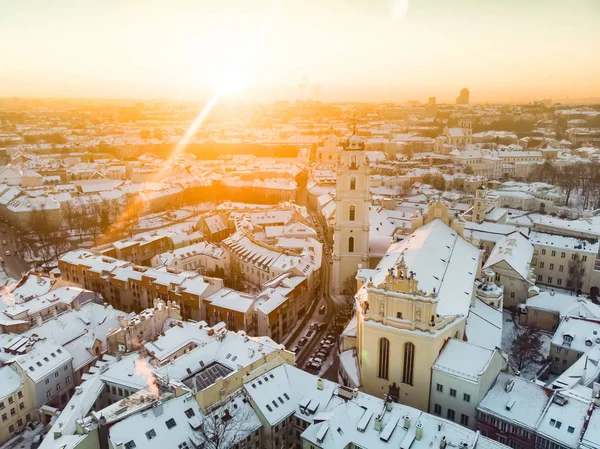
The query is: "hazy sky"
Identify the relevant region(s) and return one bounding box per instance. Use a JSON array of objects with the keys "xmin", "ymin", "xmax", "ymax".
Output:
[{"xmin": 1, "ymin": 0, "xmax": 599, "ymax": 102}]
